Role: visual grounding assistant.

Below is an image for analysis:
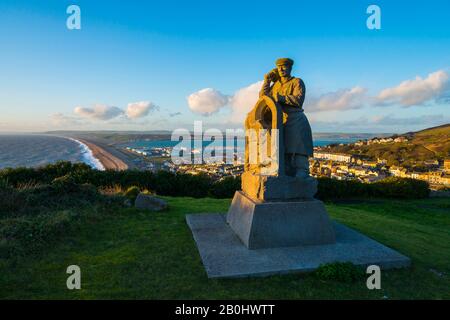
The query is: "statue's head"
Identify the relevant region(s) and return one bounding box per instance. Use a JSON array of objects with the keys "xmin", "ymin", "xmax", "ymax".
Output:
[{"xmin": 275, "ymin": 58, "xmax": 294, "ymax": 78}]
